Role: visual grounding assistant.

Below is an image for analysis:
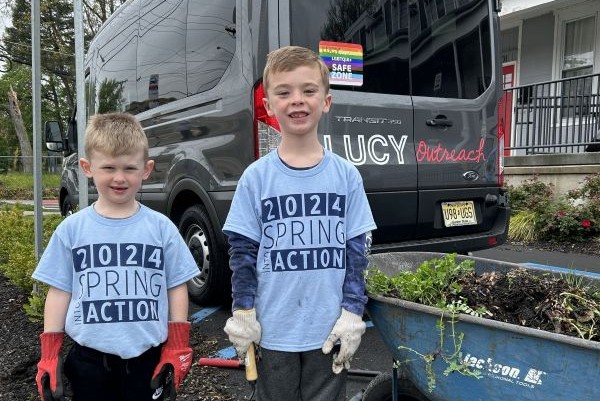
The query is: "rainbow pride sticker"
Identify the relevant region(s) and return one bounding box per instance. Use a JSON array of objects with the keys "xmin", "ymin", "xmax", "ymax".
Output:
[{"xmin": 319, "ymin": 41, "xmax": 363, "ymax": 87}]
